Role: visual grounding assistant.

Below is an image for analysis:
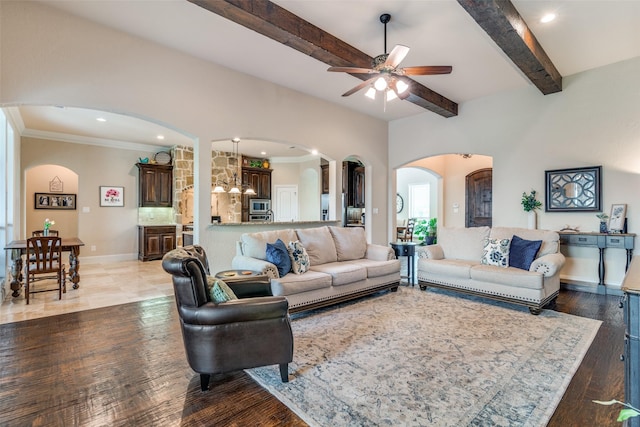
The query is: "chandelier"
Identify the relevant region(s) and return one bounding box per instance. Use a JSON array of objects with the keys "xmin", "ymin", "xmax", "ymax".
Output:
[{"xmin": 213, "ymin": 138, "xmax": 255, "ymax": 195}]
